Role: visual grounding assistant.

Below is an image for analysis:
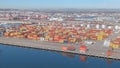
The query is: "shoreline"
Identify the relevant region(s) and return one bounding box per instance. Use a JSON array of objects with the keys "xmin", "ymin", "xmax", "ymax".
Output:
[{"xmin": 0, "ymin": 37, "xmax": 120, "ymax": 60}]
